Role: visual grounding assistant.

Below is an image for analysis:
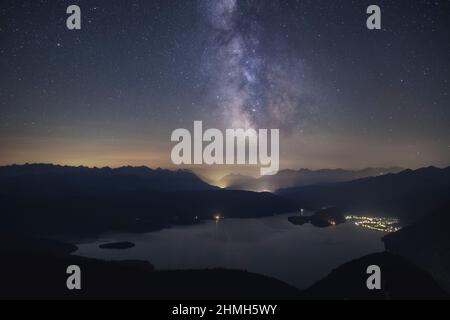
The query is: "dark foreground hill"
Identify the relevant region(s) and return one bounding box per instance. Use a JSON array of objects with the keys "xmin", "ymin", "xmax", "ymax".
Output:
[
  {"xmin": 0, "ymin": 253, "xmax": 301, "ymax": 300},
  {"xmin": 0, "ymin": 235, "xmax": 446, "ymax": 300},
  {"xmin": 0, "ymin": 234, "xmax": 301, "ymax": 300},
  {"xmin": 277, "ymin": 166, "xmax": 450, "ymax": 223},
  {"xmin": 304, "ymin": 252, "xmax": 447, "ymax": 300},
  {"xmin": 383, "ymin": 204, "xmax": 450, "ymax": 292}
]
